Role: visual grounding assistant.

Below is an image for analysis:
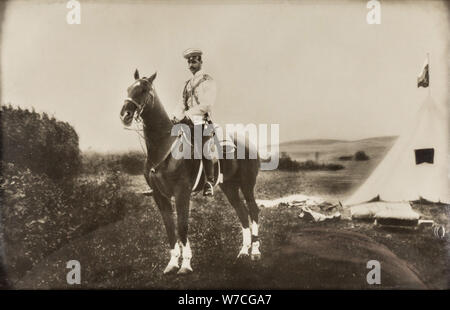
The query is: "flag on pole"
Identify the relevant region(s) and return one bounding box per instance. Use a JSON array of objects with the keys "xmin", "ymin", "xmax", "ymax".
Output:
[{"xmin": 417, "ymin": 57, "xmax": 429, "ymax": 88}]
